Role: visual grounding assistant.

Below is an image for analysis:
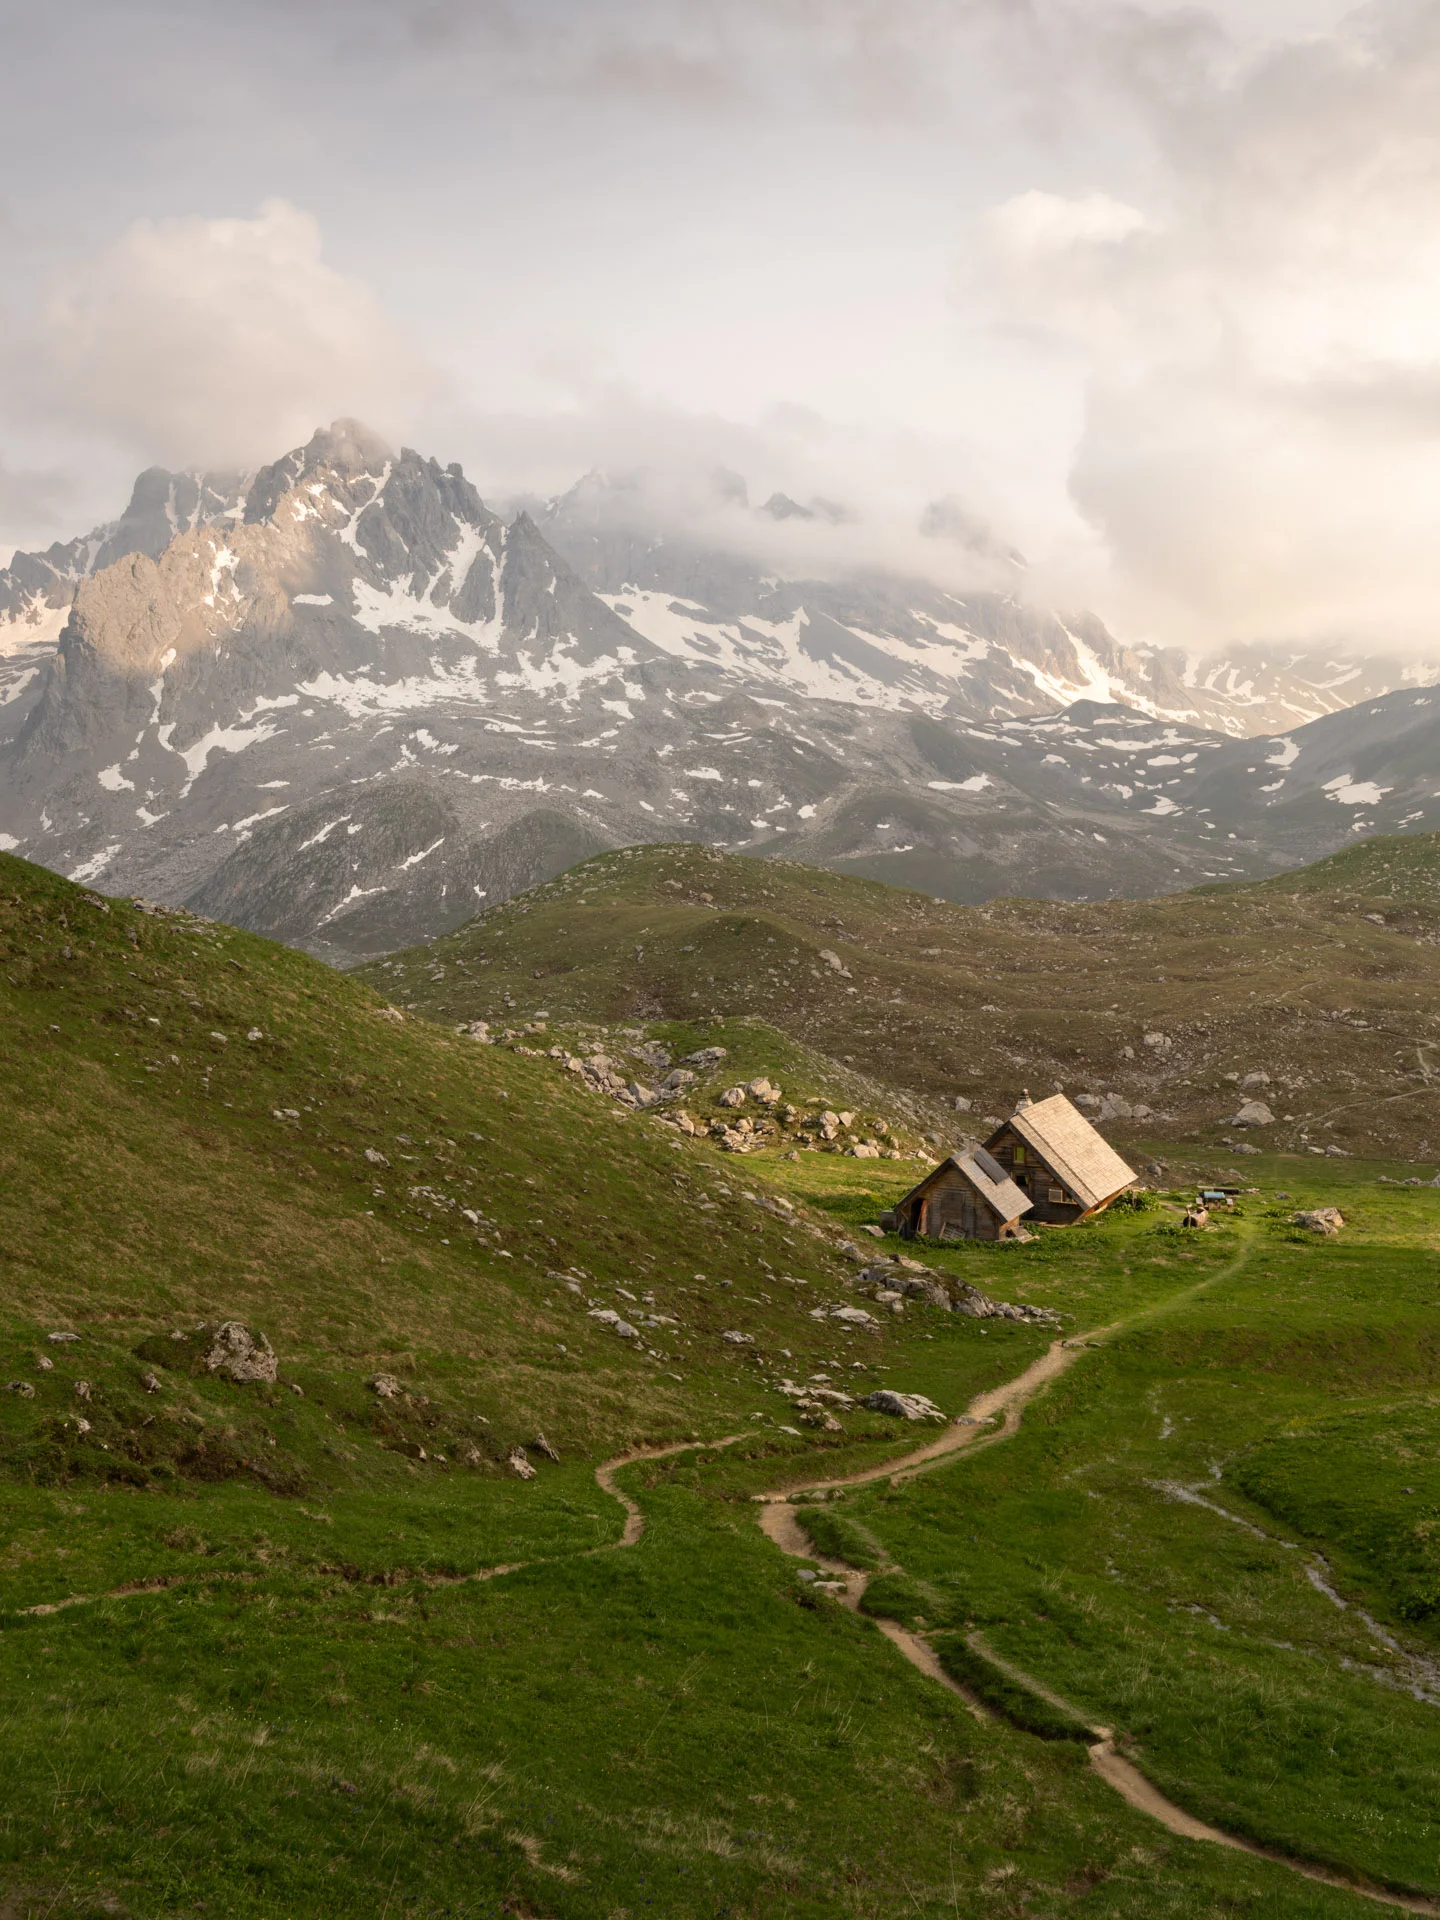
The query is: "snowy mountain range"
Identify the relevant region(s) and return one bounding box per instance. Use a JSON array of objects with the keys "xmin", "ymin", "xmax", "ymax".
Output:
[
  {"xmin": 536, "ymin": 470, "xmax": 1440, "ymax": 739},
  {"xmin": 2, "ymin": 420, "xmax": 1439, "ymax": 962}
]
